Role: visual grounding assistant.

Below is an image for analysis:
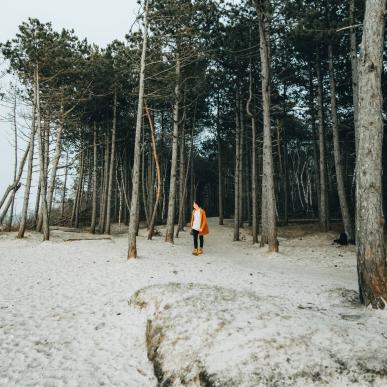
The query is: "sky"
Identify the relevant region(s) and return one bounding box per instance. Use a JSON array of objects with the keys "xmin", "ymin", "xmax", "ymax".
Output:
[{"xmin": 0, "ymin": 0, "xmax": 140, "ymax": 216}]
